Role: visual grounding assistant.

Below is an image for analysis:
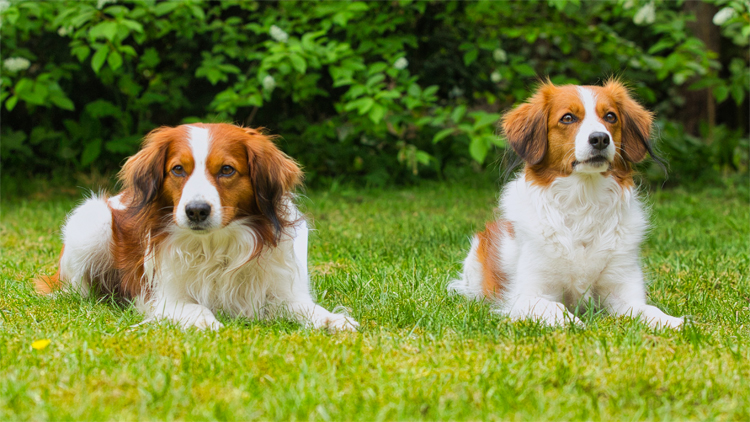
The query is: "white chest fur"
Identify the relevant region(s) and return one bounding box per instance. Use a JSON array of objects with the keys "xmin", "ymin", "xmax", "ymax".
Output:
[
  {"xmin": 144, "ymin": 221, "xmax": 298, "ymax": 319},
  {"xmin": 502, "ymin": 172, "xmax": 647, "ymax": 302}
]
